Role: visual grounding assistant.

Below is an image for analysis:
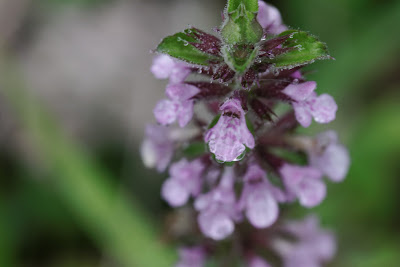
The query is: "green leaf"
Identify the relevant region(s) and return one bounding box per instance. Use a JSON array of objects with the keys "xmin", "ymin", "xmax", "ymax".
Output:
[
  {"xmin": 208, "ymin": 114, "xmax": 221, "ymax": 129},
  {"xmin": 245, "ymin": 115, "xmax": 255, "ymax": 135},
  {"xmin": 268, "ymin": 147, "xmax": 308, "ymax": 166},
  {"xmin": 156, "ymin": 29, "xmax": 220, "ymax": 65},
  {"xmin": 268, "ymin": 30, "xmax": 332, "ymax": 69},
  {"xmin": 183, "ymin": 142, "xmax": 207, "ymax": 158}
]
